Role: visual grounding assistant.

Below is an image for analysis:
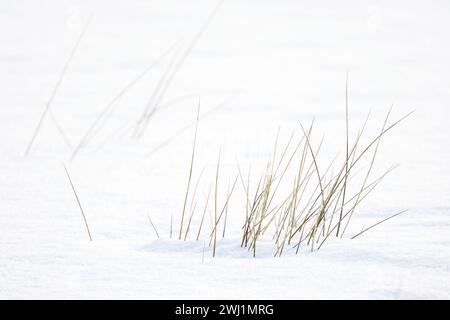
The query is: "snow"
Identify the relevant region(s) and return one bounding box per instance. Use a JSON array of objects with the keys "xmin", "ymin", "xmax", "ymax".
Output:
[{"xmin": 1, "ymin": 0, "xmax": 450, "ymax": 299}]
